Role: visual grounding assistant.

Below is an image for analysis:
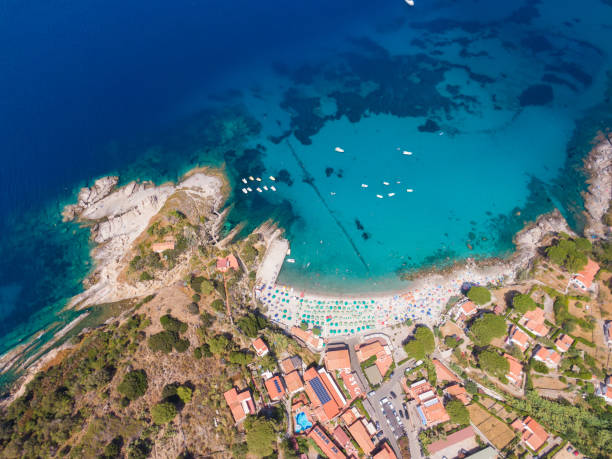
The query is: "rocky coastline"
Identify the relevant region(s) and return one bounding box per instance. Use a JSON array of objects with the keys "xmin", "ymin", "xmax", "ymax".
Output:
[
  {"xmin": 583, "ymin": 135, "xmax": 612, "ymax": 240},
  {"xmin": 63, "ymin": 170, "xmax": 226, "ymax": 310}
]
